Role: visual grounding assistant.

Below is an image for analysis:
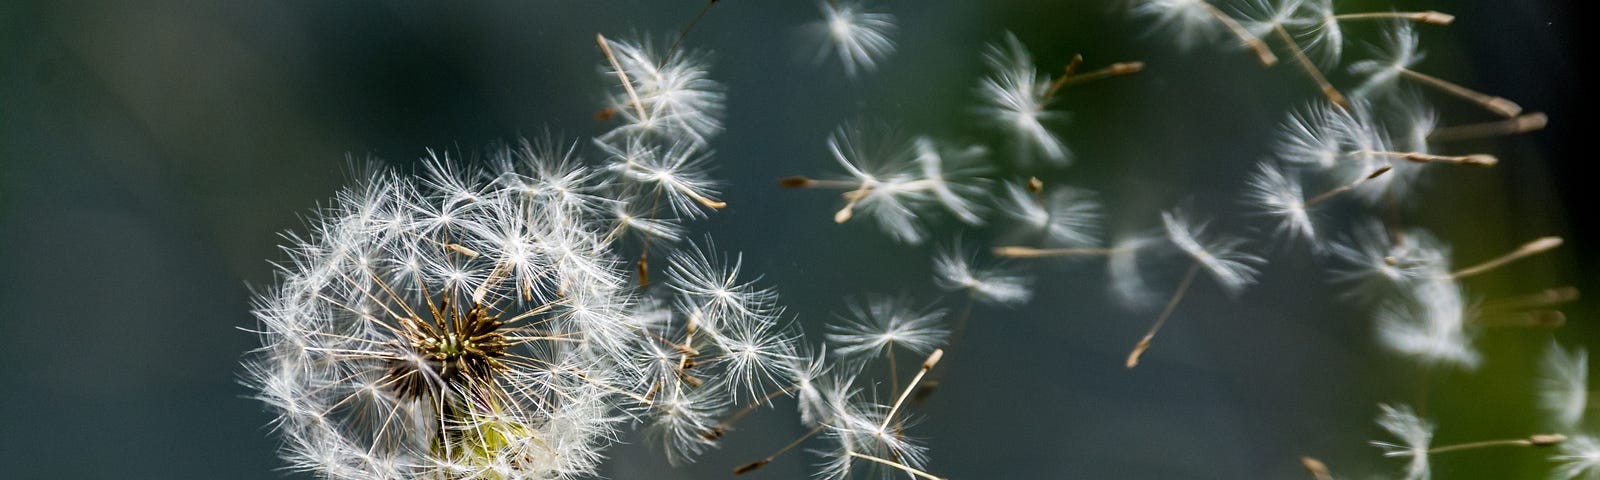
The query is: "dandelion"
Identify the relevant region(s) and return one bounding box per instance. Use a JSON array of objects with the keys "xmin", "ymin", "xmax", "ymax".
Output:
[
  {"xmin": 1540, "ymin": 341, "xmax": 1590, "ymax": 429},
  {"xmin": 247, "ymin": 159, "xmax": 629, "ymax": 480},
  {"xmin": 247, "ymin": 131, "xmax": 805, "ymax": 478},
  {"xmin": 1553, "ymin": 435, "xmax": 1600, "ymax": 480},
  {"xmin": 1328, "ymin": 222, "xmax": 1450, "ymax": 298},
  {"xmin": 808, "ymin": 0, "xmax": 897, "ymax": 78}
]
